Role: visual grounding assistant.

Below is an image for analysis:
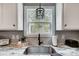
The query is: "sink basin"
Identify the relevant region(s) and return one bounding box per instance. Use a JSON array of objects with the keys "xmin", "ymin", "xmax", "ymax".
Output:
[{"xmin": 24, "ymin": 46, "xmax": 62, "ymax": 56}]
